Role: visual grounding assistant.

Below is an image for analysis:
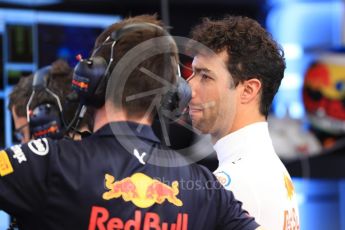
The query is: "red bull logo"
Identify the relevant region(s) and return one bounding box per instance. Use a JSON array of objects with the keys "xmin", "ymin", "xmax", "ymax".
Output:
[
  {"xmin": 33, "ymin": 125, "xmax": 59, "ymax": 138},
  {"xmin": 72, "ymin": 79, "xmax": 89, "ymax": 91},
  {"xmin": 103, "ymin": 173, "xmax": 183, "ymax": 208},
  {"xmin": 88, "ymin": 207, "xmax": 188, "ymax": 230}
]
